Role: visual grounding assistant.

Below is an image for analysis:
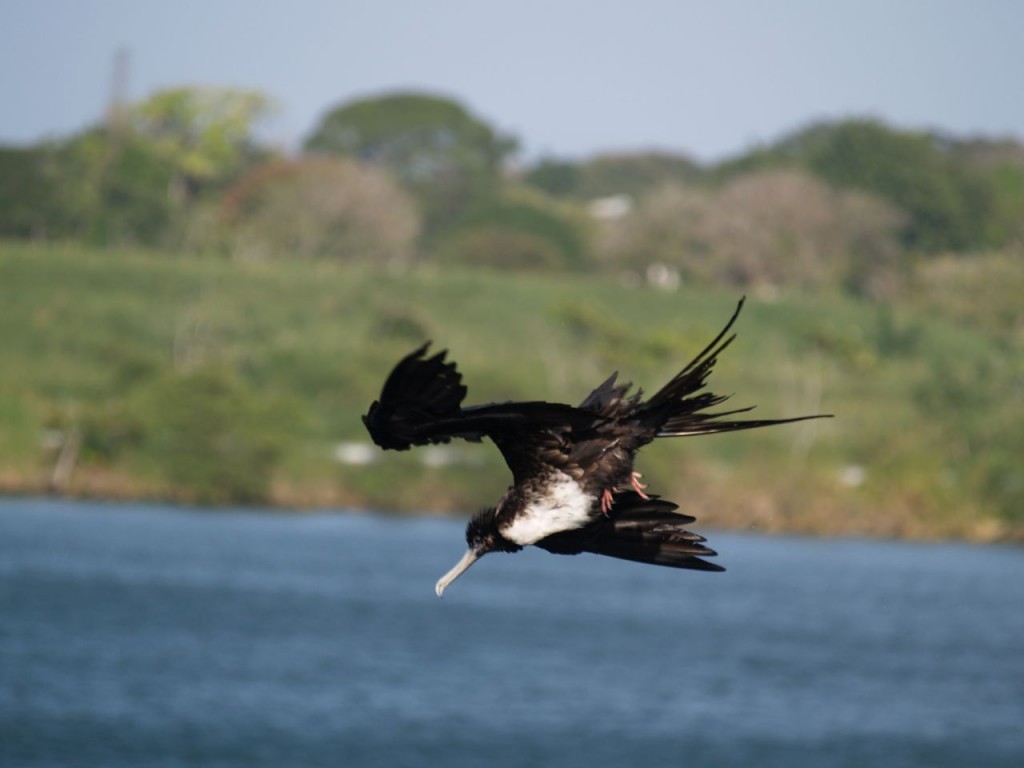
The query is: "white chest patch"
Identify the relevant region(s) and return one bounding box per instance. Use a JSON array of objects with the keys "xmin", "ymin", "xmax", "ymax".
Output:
[{"xmin": 500, "ymin": 473, "xmax": 595, "ymax": 546}]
